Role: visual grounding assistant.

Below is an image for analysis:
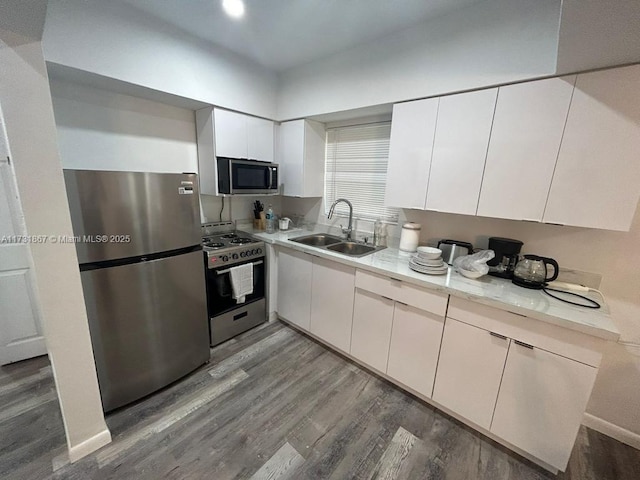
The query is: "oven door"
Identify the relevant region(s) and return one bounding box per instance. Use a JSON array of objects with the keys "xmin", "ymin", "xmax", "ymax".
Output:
[
  {"xmin": 205, "ymin": 259, "xmax": 266, "ymax": 317},
  {"xmin": 230, "ymin": 160, "xmax": 278, "ymax": 194}
]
